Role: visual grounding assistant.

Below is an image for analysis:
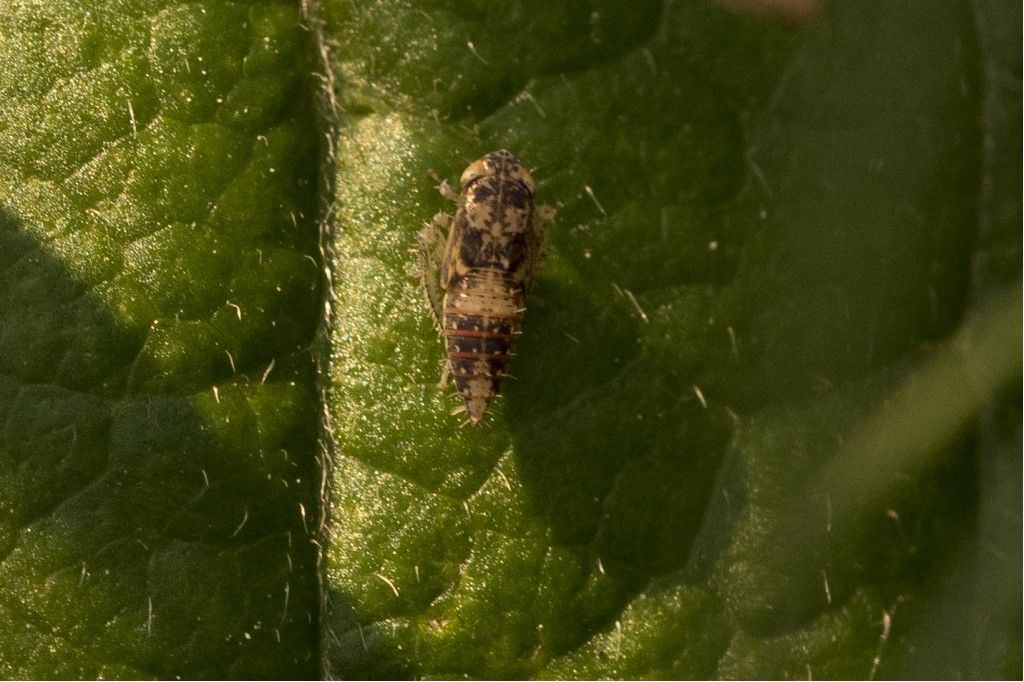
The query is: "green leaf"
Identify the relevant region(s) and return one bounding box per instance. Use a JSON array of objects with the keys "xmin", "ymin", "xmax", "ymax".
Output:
[
  {"xmin": 321, "ymin": 0, "xmax": 1020, "ymax": 679},
  {"xmin": 1, "ymin": 1, "xmax": 323, "ymax": 677},
  {"xmin": 1, "ymin": 0, "xmax": 1019, "ymax": 678}
]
